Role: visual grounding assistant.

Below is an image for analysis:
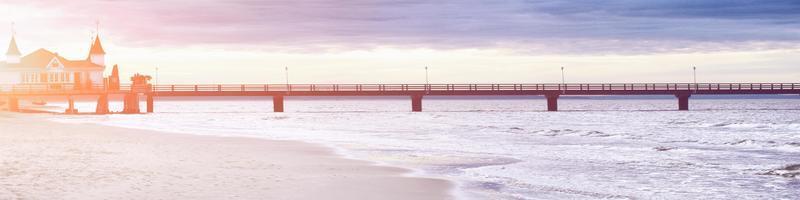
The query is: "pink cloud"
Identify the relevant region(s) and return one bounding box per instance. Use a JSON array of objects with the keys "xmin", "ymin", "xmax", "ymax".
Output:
[{"xmin": 3, "ymin": 0, "xmax": 799, "ymax": 54}]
